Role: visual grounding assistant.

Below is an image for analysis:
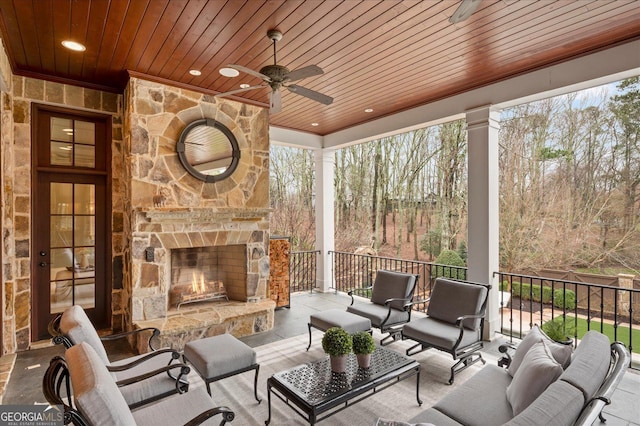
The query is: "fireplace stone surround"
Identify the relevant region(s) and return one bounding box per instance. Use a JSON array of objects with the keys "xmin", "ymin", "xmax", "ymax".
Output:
[{"xmin": 124, "ymin": 78, "xmax": 275, "ymax": 351}]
